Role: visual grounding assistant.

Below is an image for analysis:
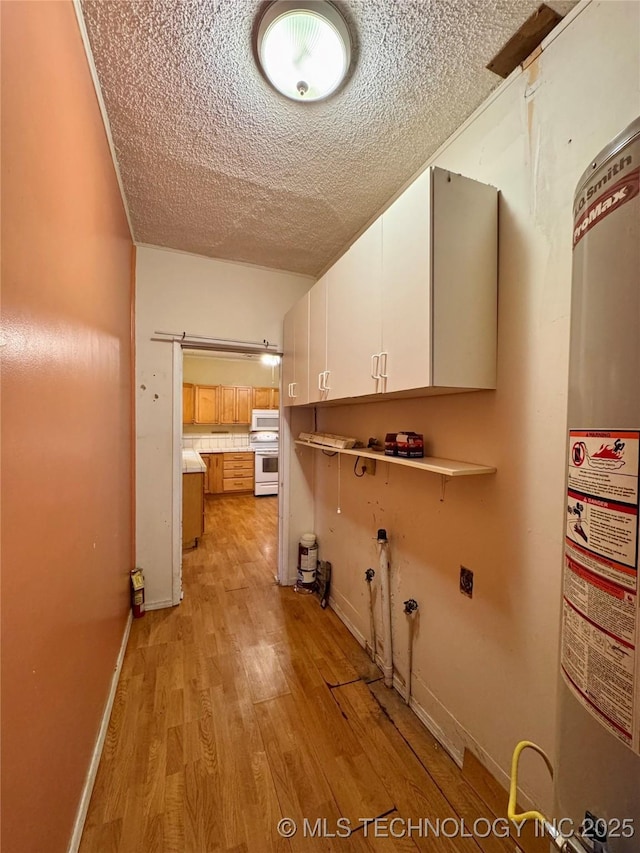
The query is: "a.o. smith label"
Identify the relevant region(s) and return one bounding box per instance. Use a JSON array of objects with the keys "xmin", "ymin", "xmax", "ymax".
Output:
[
  {"xmin": 573, "ymin": 166, "xmax": 639, "ymax": 247},
  {"xmin": 573, "ymin": 152, "xmax": 633, "ymax": 216}
]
